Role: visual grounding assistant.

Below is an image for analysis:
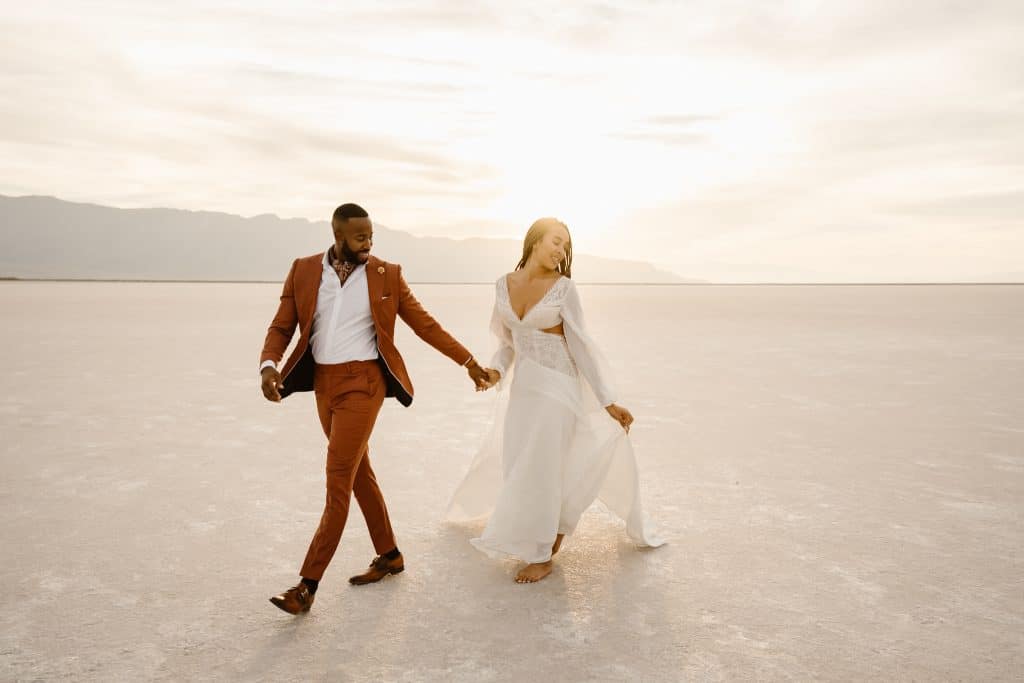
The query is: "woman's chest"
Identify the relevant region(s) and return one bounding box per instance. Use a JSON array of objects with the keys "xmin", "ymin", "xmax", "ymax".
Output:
[{"xmin": 501, "ymin": 296, "xmax": 563, "ymax": 329}]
